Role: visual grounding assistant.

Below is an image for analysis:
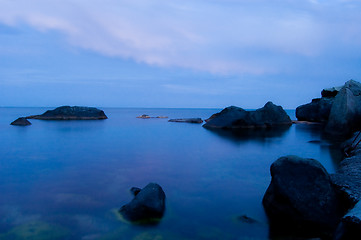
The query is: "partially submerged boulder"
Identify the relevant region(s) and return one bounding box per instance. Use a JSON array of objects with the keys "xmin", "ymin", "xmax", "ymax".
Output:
[
  {"xmin": 296, "ymin": 97, "xmax": 334, "ymax": 123},
  {"xmin": 263, "ymin": 155, "xmax": 344, "ymax": 237},
  {"xmin": 27, "ymin": 106, "xmax": 107, "ymax": 120},
  {"xmin": 203, "ymin": 102, "xmax": 291, "ymax": 129},
  {"xmin": 10, "ymin": 117, "xmax": 31, "ymax": 126},
  {"xmin": 168, "ymin": 118, "xmax": 203, "ymax": 123},
  {"xmin": 119, "ymin": 183, "xmax": 166, "ymax": 223}
]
